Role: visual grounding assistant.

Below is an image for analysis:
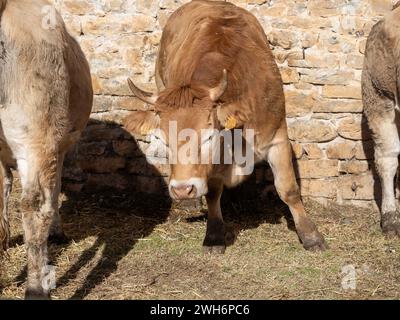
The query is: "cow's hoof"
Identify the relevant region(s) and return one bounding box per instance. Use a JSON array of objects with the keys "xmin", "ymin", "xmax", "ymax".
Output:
[
  {"xmin": 25, "ymin": 288, "xmax": 51, "ymax": 300},
  {"xmin": 48, "ymin": 232, "xmax": 70, "ymax": 245},
  {"xmin": 203, "ymin": 245, "xmax": 226, "ymax": 254},
  {"xmin": 301, "ymin": 231, "xmax": 328, "ymax": 252},
  {"xmin": 203, "ymin": 233, "xmax": 226, "ymax": 254},
  {"xmin": 381, "ymin": 211, "xmax": 400, "ymax": 237}
]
